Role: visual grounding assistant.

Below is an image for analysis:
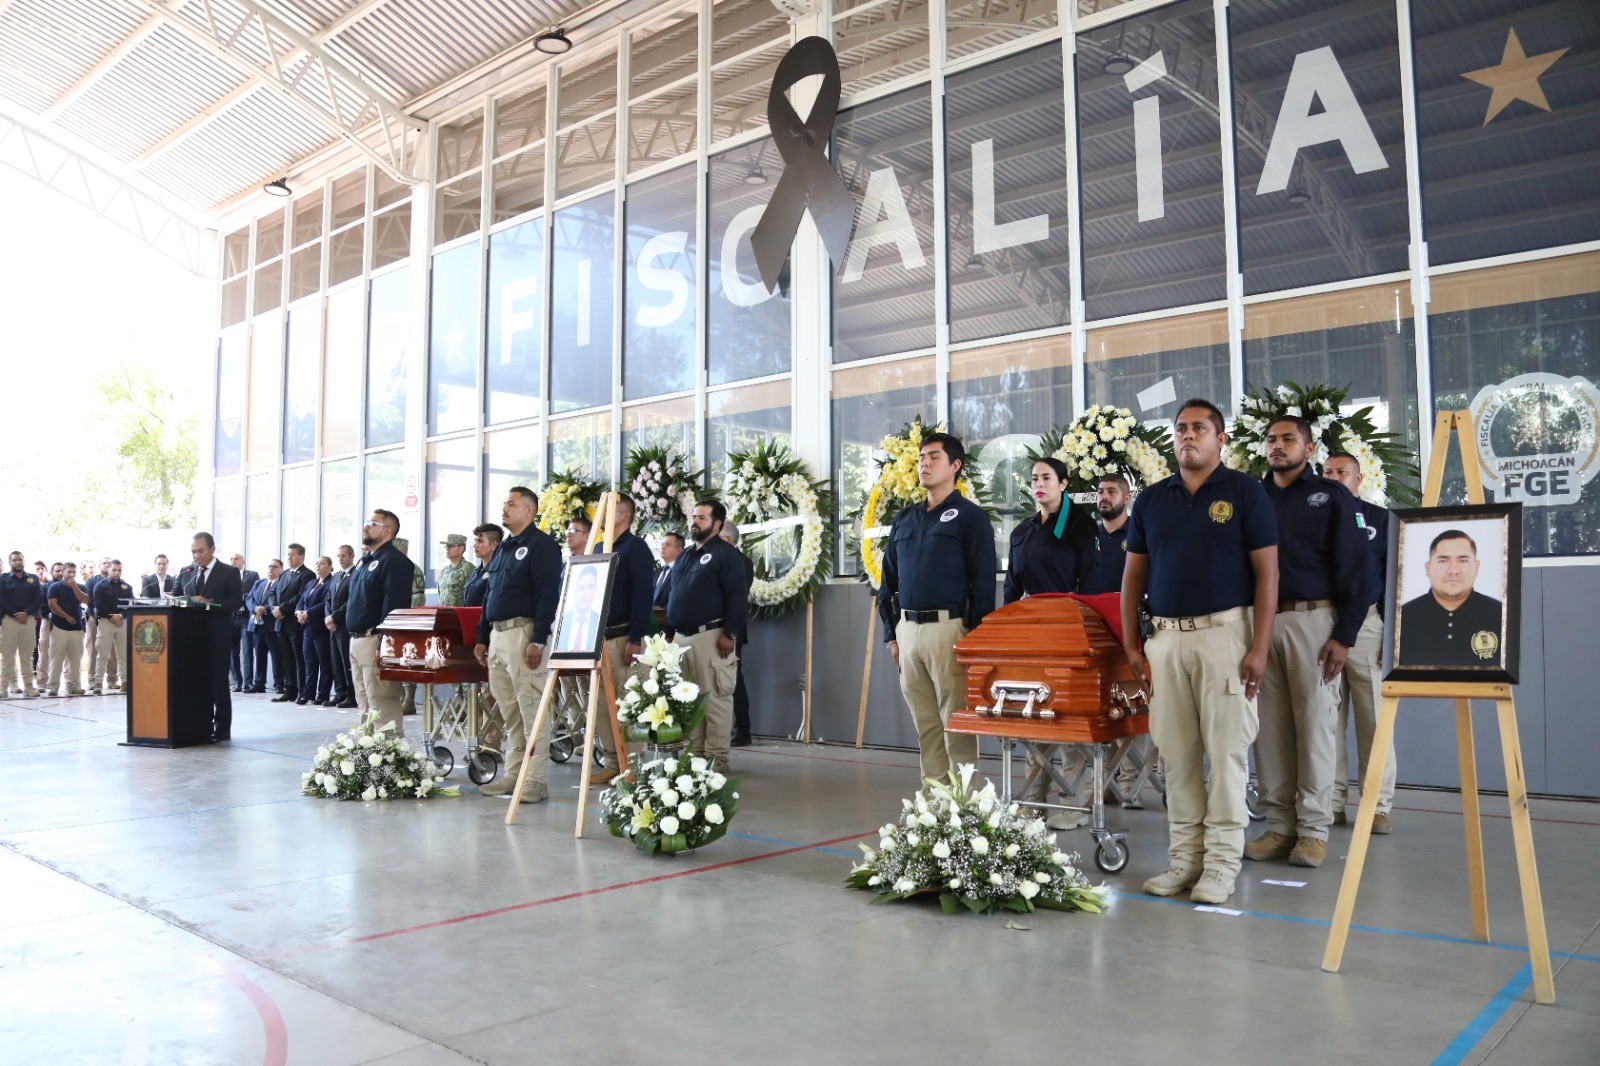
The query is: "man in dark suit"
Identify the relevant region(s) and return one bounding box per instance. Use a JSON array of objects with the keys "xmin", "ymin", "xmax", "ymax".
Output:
[
  {"xmin": 180, "ymin": 532, "xmax": 244, "ymax": 742},
  {"xmin": 141, "ymin": 555, "xmax": 177, "ymax": 598},
  {"xmin": 267, "ymin": 544, "xmax": 312, "ymax": 703},
  {"xmin": 652, "ymin": 532, "xmax": 684, "ymax": 609},
  {"xmin": 229, "ymin": 553, "xmax": 259, "ymax": 692},
  {"xmin": 246, "ymin": 560, "xmax": 281, "ymax": 692},
  {"xmin": 325, "ymin": 544, "xmax": 357, "ymax": 708}
]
